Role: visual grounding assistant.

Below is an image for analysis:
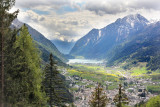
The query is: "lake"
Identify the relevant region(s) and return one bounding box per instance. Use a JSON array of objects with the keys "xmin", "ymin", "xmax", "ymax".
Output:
[{"xmin": 67, "ymin": 59, "xmax": 104, "ymax": 64}]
